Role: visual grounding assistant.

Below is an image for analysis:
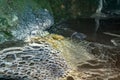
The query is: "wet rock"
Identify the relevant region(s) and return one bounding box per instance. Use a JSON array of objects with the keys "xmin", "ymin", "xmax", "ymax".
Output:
[
  {"xmin": 19, "ymin": 61, "xmax": 26, "ymax": 64},
  {"xmin": 71, "ymin": 32, "xmax": 87, "ymax": 40},
  {"xmin": 21, "ymin": 56, "xmax": 32, "ymax": 60},
  {"xmin": 0, "ymin": 42, "xmax": 69, "ymax": 80},
  {"xmin": 3, "ymin": 54, "xmax": 16, "ymax": 62},
  {"xmin": 12, "ymin": 8, "xmax": 54, "ymax": 40},
  {"xmin": 0, "ymin": 63, "xmax": 5, "ymax": 67},
  {"xmin": 29, "ymin": 63, "xmax": 34, "ymax": 66}
]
